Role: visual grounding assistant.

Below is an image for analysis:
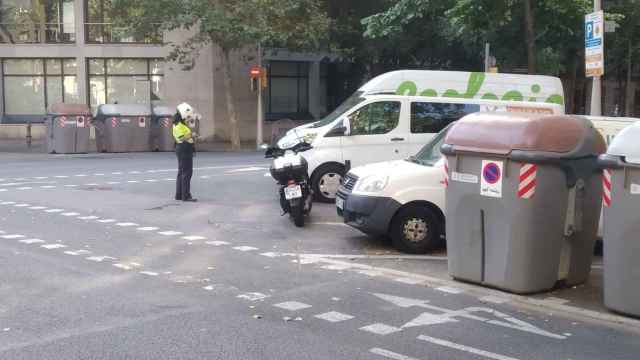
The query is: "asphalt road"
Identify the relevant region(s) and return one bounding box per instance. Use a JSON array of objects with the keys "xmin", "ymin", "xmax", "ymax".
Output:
[{"xmin": 0, "ymin": 151, "xmax": 639, "ymax": 360}]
